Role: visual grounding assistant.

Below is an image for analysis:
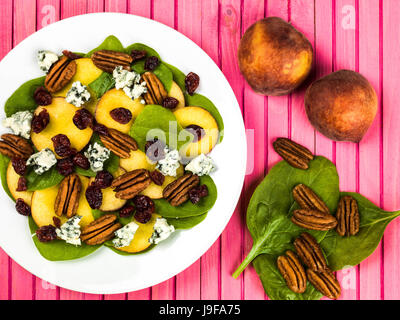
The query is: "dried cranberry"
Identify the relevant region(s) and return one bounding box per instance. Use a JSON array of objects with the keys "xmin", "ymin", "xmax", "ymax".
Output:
[
  {"xmin": 93, "ymin": 170, "xmax": 113, "ymax": 189},
  {"xmin": 53, "ymin": 216, "xmax": 61, "ymax": 228},
  {"xmin": 11, "ymin": 158, "xmax": 27, "ymax": 176},
  {"xmin": 188, "ymin": 185, "xmax": 209, "ymax": 204},
  {"xmin": 52, "ymin": 134, "xmax": 75, "ymax": 158},
  {"xmin": 144, "ymin": 56, "xmax": 160, "ymax": 71},
  {"xmin": 185, "ymin": 72, "xmax": 200, "ymax": 95},
  {"xmin": 36, "ymin": 225, "xmax": 57, "ymax": 242},
  {"xmin": 185, "ymin": 124, "xmax": 205, "ymax": 142},
  {"xmin": 62, "ymin": 50, "xmax": 82, "ymax": 60},
  {"xmin": 91, "ymin": 122, "xmax": 109, "ymax": 136},
  {"xmin": 56, "ymin": 158, "xmax": 75, "ymax": 176},
  {"xmin": 119, "ymin": 204, "xmax": 135, "ymax": 218},
  {"xmin": 149, "ymin": 170, "xmax": 165, "ymax": 186},
  {"xmin": 85, "ymin": 185, "xmax": 103, "ymax": 209},
  {"xmin": 33, "ymin": 87, "xmax": 52, "ymax": 106},
  {"xmin": 132, "ymin": 195, "xmax": 155, "ymax": 213},
  {"xmin": 109, "ymin": 108, "xmax": 132, "ymax": 124},
  {"xmin": 131, "ymin": 49, "xmax": 147, "ymax": 62},
  {"xmin": 31, "ymin": 109, "xmax": 50, "ymax": 133},
  {"xmin": 162, "ymin": 97, "xmax": 179, "ymax": 109},
  {"xmin": 16, "ymin": 177, "xmax": 27, "ymax": 192},
  {"xmin": 145, "ymin": 139, "xmax": 165, "ymax": 162},
  {"xmin": 15, "ymin": 198, "xmax": 31, "ymax": 216},
  {"xmin": 72, "ymin": 153, "xmax": 90, "ymax": 170},
  {"xmin": 134, "ymin": 210, "xmax": 152, "ymax": 224},
  {"xmin": 73, "ymin": 109, "xmax": 94, "ymax": 130}
]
